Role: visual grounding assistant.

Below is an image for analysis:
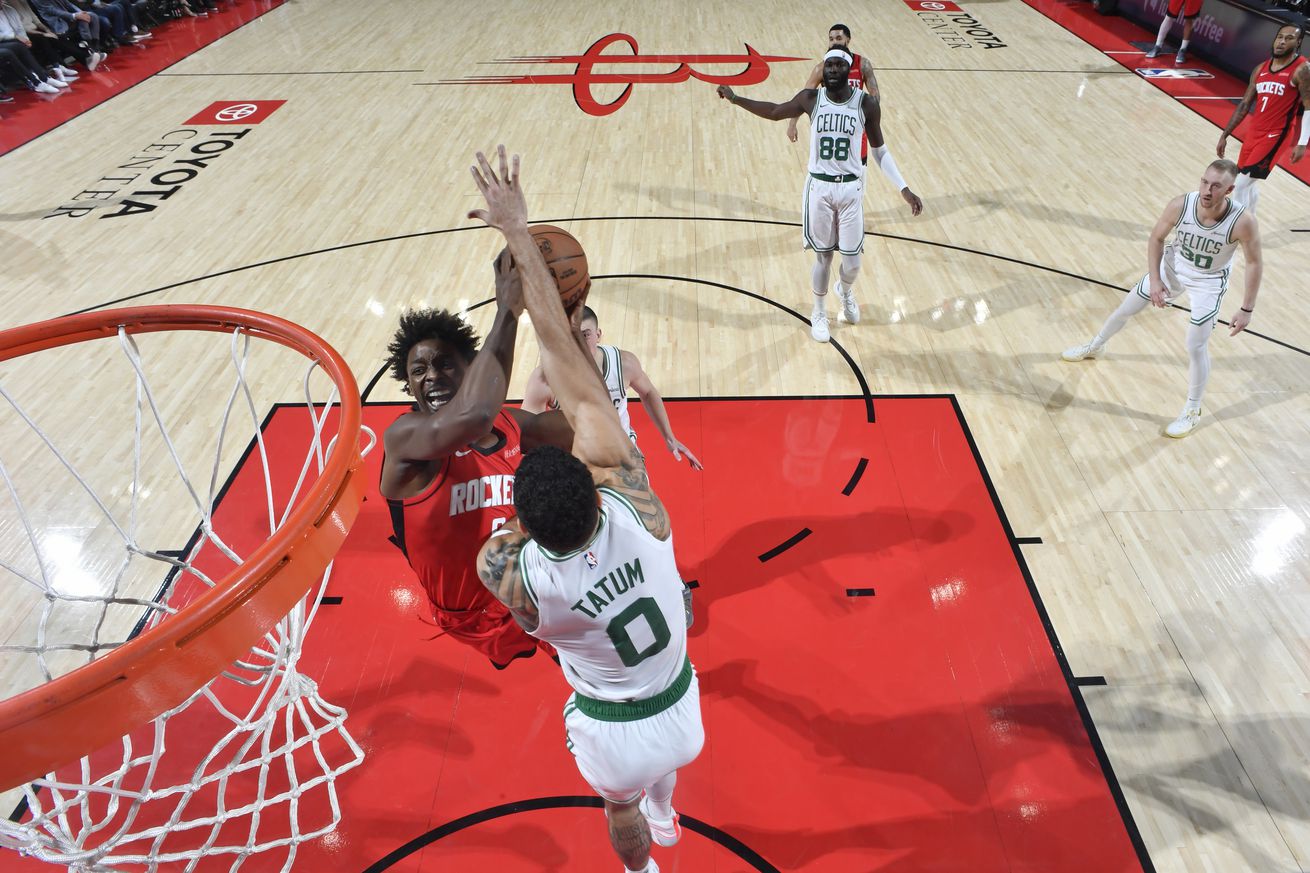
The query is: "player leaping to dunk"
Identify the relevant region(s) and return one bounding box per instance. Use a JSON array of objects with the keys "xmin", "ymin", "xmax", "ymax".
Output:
[
  {"xmin": 471, "ymin": 146, "xmax": 704, "ymax": 873},
  {"xmin": 716, "ymin": 46, "xmax": 922, "ymax": 344}
]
